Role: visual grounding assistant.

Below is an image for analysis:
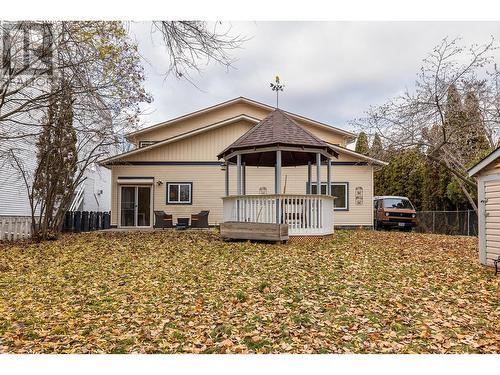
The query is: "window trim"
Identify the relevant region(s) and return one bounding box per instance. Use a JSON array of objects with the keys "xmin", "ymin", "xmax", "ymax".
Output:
[
  {"xmin": 307, "ymin": 182, "xmax": 349, "ymax": 211},
  {"xmin": 166, "ymin": 182, "xmax": 193, "ymax": 205}
]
